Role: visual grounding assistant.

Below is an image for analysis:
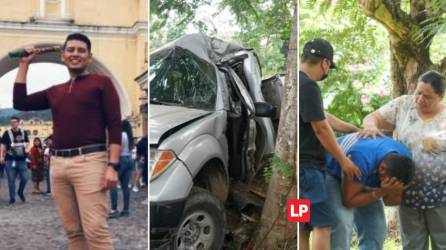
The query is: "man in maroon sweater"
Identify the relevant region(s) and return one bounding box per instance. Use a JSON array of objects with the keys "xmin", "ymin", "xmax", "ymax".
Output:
[{"xmin": 13, "ymin": 33, "xmax": 121, "ymax": 250}]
